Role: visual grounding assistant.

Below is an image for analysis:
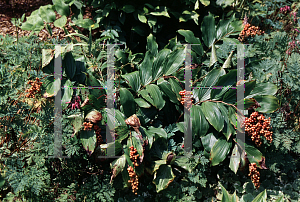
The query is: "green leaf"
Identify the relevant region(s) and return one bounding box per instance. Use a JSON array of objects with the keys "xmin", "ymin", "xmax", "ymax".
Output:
[
  {"xmin": 135, "ymin": 98, "xmax": 151, "ymax": 108},
  {"xmin": 53, "ymin": 0, "xmax": 70, "ymax": 16},
  {"xmin": 138, "ymin": 89, "xmax": 155, "ymax": 106},
  {"xmin": 119, "ymin": 88, "xmax": 136, "ymax": 118},
  {"xmin": 246, "ymin": 82, "xmax": 278, "ymax": 98},
  {"xmin": 211, "ymin": 69, "xmax": 236, "ymax": 100},
  {"xmin": 80, "ymin": 130, "xmax": 96, "ymax": 155},
  {"xmin": 245, "ymin": 143, "xmax": 263, "ymax": 167},
  {"xmin": 150, "ymin": 6, "xmax": 170, "ymax": 18},
  {"xmin": 191, "ymin": 105, "xmax": 209, "ymax": 137},
  {"xmin": 122, "ymin": 5, "xmax": 135, "ymax": 13},
  {"xmin": 177, "ymin": 29, "xmax": 204, "ymax": 56},
  {"xmin": 216, "ymin": 0, "xmax": 235, "ymax": 8},
  {"xmin": 147, "ymin": 126, "xmax": 168, "ymax": 139},
  {"xmin": 201, "ymin": 102, "xmax": 224, "ymax": 132},
  {"xmin": 122, "ymin": 71, "xmax": 141, "ymax": 92},
  {"xmin": 139, "ymin": 51, "xmax": 153, "ymax": 86},
  {"xmin": 194, "ymin": 68, "xmax": 225, "ymax": 102},
  {"xmin": 252, "ymin": 190, "xmax": 267, "ymax": 202},
  {"xmin": 132, "ymin": 131, "xmax": 144, "ymax": 157},
  {"xmin": 153, "ymin": 160, "xmax": 166, "ymax": 174},
  {"xmin": 147, "ymin": 34, "xmax": 158, "ymax": 56},
  {"xmin": 152, "ymin": 49, "xmax": 171, "ymax": 80},
  {"xmin": 74, "ymin": 18, "xmax": 94, "ymax": 29},
  {"xmin": 253, "ymin": 95, "xmax": 280, "ymax": 113},
  {"xmin": 0, "ymin": 174, "xmax": 5, "ymax": 188},
  {"xmin": 274, "ymin": 195, "xmax": 284, "ymax": 202},
  {"xmin": 223, "ymin": 88, "xmax": 236, "ymax": 104},
  {"xmin": 201, "ymin": 12, "xmax": 216, "ymax": 48},
  {"xmin": 216, "ymin": 14, "xmax": 236, "ymax": 40},
  {"xmin": 43, "ymin": 76, "xmax": 61, "ymax": 97},
  {"xmin": 146, "ymin": 84, "xmax": 165, "ymax": 110},
  {"xmin": 217, "ymin": 103, "xmax": 234, "ymax": 140},
  {"xmin": 201, "ymin": 133, "xmax": 217, "ymax": 152},
  {"xmin": 164, "ymin": 47, "xmax": 185, "ymax": 76},
  {"xmin": 61, "ymin": 79, "xmax": 73, "ymax": 109},
  {"xmin": 200, "ymin": 0, "xmax": 210, "ymax": 6},
  {"xmin": 147, "ymin": 15, "xmax": 157, "ymax": 28},
  {"xmin": 138, "ymin": 12, "xmax": 147, "ymax": 23},
  {"xmin": 132, "ymin": 25, "xmax": 147, "ymax": 36},
  {"xmin": 153, "ymin": 165, "xmax": 175, "ymax": 192},
  {"xmin": 42, "ymin": 49, "xmax": 54, "ymax": 71},
  {"xmin": 67, "ymin": 113, "xmax": 83, "ymax": 137},
  {"xmin": 209, "ymin": 44, "xmax": 218, "ymax": 67},
  {"xmin": 222, "ymin": 51, "xmax": 234, "ymax": 69},
  {"xmin": 229, "ymin": 144, "xmax": 240, "ymax": 174},
  {"xmin": 39, "ymin": 5, "xmax": 56, "ymax": 22},
  {"xmin": 115, "ymin": 126, "xmax": 130, "ymax": 142},
  {"xmin": 63, "ymin": 52, "xmax": 76, "ymax": 79},
  {"xmin": 54, "ymin": 16, "xmax": 67, "ymax": 27},
  {"xmin": 21, "ymin": 13, "xmax": 44, "ymax": 31},
  {"xmin": 158, "ymin": 80, "xmax": 179, "ymax": 104},
  {"xmin": 168, "ymin": 78, "xmax": 183, "ymax": 100},
  {"xmin": 86, "ymin": 72, "xmax": 104, "ymax": 98},
  {"xmin": 173, "ymin": 157, "xmax": 195, "ymax": 173},
  {"xmin": 210, "ymin": 137, "xmax": 232, "ymax": 166},
  {"xmin": 220, "ymin": 184, "xmax": 231, "ymax": 202},
  {"xmin": 110, "ymin": 155, "xmax": 126, "ymax": 181},
  {"xmin": 124, "ymin": 144, "xmax": 134, "ymax": 168}
]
